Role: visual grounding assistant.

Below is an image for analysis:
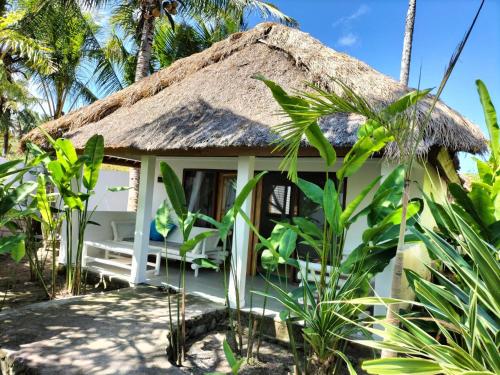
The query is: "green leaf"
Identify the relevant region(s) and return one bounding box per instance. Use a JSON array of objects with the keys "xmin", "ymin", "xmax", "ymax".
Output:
[
  {"xmin": 324, "ymin": 179, "xmax": 341, "ymax": 234},
  {"xmin": 296, "ymin": 178, "xmax": 323, "ymax": 205},
  {"xmin": 362, "ymin": 200, "xmax": 421, "ymax": 243},
  {"xmin": 82, "ymin": 134, "xmax": 104, "ymax": 190},
  {"xmin": 261, "ymin": 249, "xmax": 278, "ymax": 271},
  {"xmin": 476, "ymin": 80, "xmax": 498, "ymax": 166},
  {"xmin": 47, "ymin": 160, "xmax": 65, "ymax": 185},
  {"xmin": 362, "ymin": 358, "xmax": 442, "ymax": 375},
  {"xmin": 469, "ymin": 182, "xmax": 495, "ymax": 225},
  {"xmin": 338, "ymin": 120, "xmax": 392, "ymax": 180},
  {"xmin": 0, "ymin": 159, "xmax": 22, "ymax": 179},
  {"xmin": 179, "ymin": 231, "xmax": 216, "ymax": 256},
  {"xmin": 278, "ymin": 229, "xmax": 297, "ymax": 261},
  {"xmin": 0, "ymin": 181, "xmax": 37, "ymax": 216},
  {"xmin": 155, "ymin": 200, "xmax": 172, "ymax": 237},
  {"xmin": 36, "ymin": 174, "xmax": 52, "ymax": 225},
  {"xmin": 54, "ymin": 138, "xmax": 78, "ymax": 170},
  {"xmin": 381, "ymin": 88, "xmax": 432, "ymax": 119},
  {"xmin": 193, "ymin": 258, "xmax": 219, "ymax": 270},
  {"xmin": 341, "ymin": 175, "xmax": 382, "ymax": 227},
  {"xmin": 305, "ymin": 122, "xmax": 336, "ymax": 166},
  {"xmin": 0, "ymin": 234, "xmax": 25, "ymax": 262},
  {"xmin": 222, "ymin": 339, "xmax": 244, "ymax": 375},
  {"xmin": 159, "ymin": 162, "xmax": 187, "ymax": 220}
]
